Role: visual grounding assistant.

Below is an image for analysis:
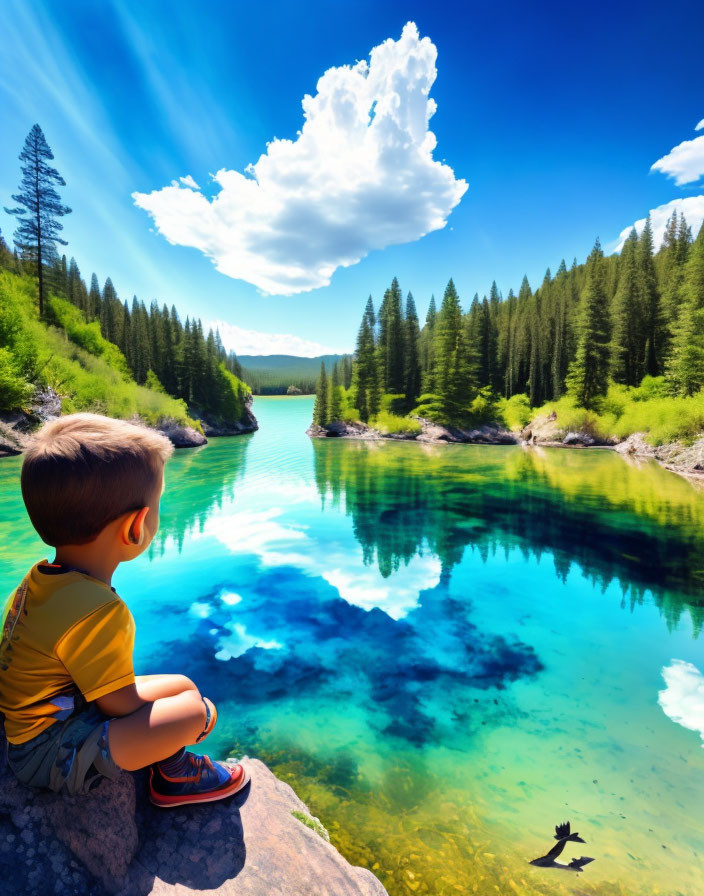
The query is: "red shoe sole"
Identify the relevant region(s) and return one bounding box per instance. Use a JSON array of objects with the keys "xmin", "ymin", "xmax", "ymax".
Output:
[{"xmin": 149, "ymin": 763, "xmax": 250, "ymax": 808}]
